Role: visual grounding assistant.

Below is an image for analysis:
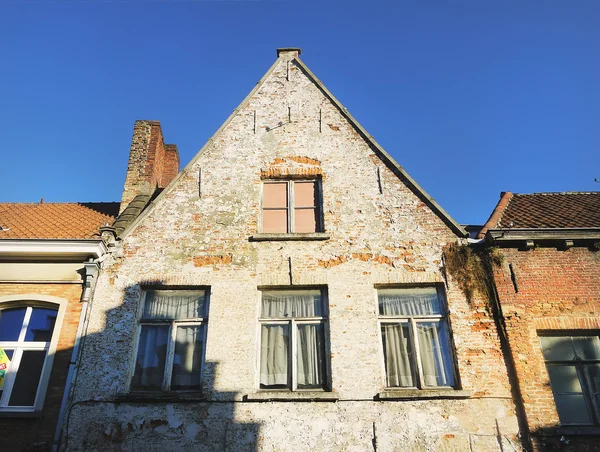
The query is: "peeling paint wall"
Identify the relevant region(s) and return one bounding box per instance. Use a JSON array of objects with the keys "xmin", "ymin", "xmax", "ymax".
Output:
[{"xmin": 64, "ymin": 51, "xmax": 521, "ymax": 451}]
